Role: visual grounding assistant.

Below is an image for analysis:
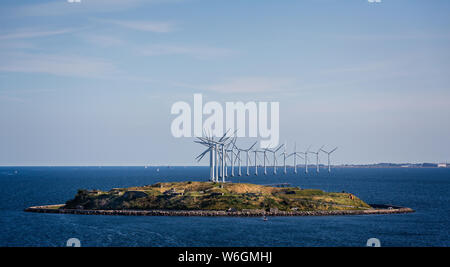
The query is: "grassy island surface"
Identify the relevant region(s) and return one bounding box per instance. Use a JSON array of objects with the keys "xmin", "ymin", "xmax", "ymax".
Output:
[{"xmin": 63, "ymin": 181, "xmax": 371, "ymax": 212}]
